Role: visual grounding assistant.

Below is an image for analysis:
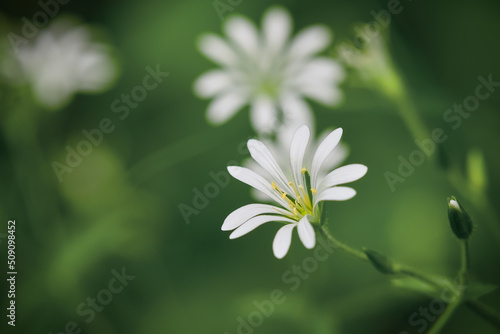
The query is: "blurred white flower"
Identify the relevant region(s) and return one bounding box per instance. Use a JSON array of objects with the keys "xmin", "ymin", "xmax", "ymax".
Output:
[
  {"xmin": 13, "ymin": 18, "xmax": 117, "ymax": 109},
  {"xmin": 194, "ymin": 7, "xmax": 345, "ymax": 134},
  {"xmin": 337, "ymin": 27, "xmax": 400, "ymax": 98},
  {"xmin": 222, "ymin": 125, "xmax": 367, "ymax": 259}
]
